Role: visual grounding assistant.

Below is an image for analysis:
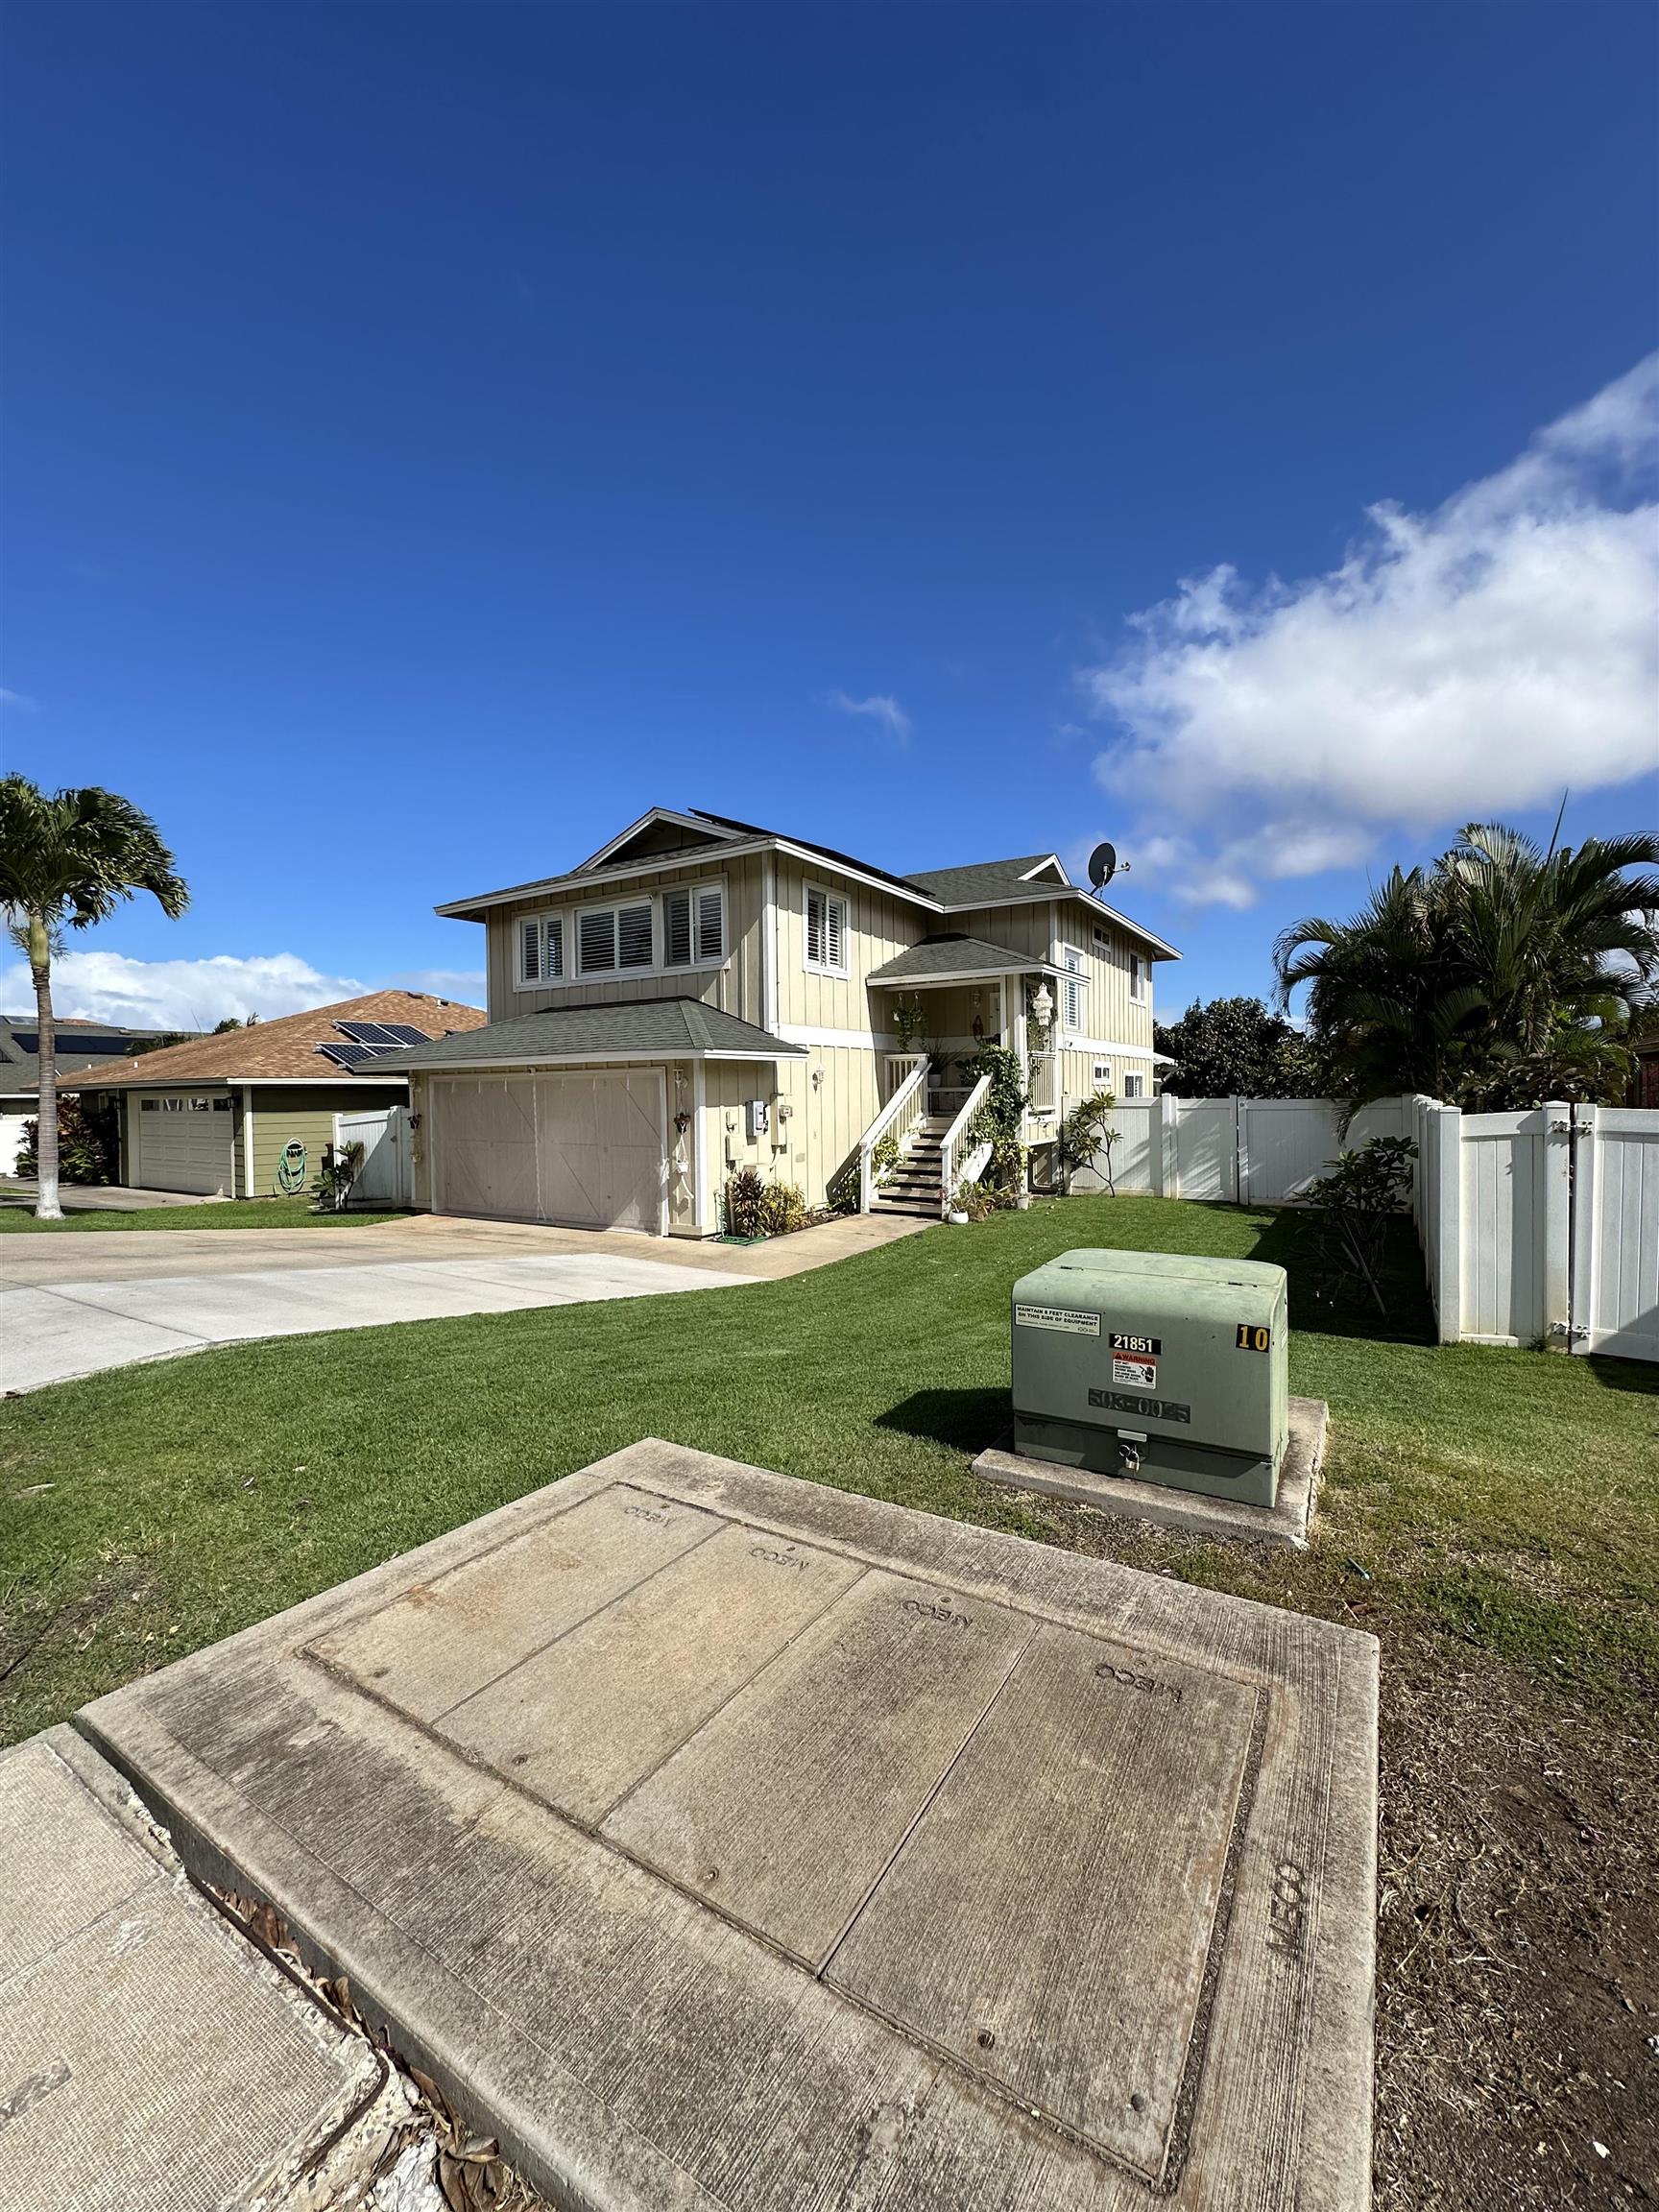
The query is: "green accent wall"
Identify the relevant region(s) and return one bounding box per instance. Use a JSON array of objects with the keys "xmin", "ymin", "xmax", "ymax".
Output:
[{"xmin": 237, "ymin": 1086, "xmax": 407, "ymax": 1198}]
